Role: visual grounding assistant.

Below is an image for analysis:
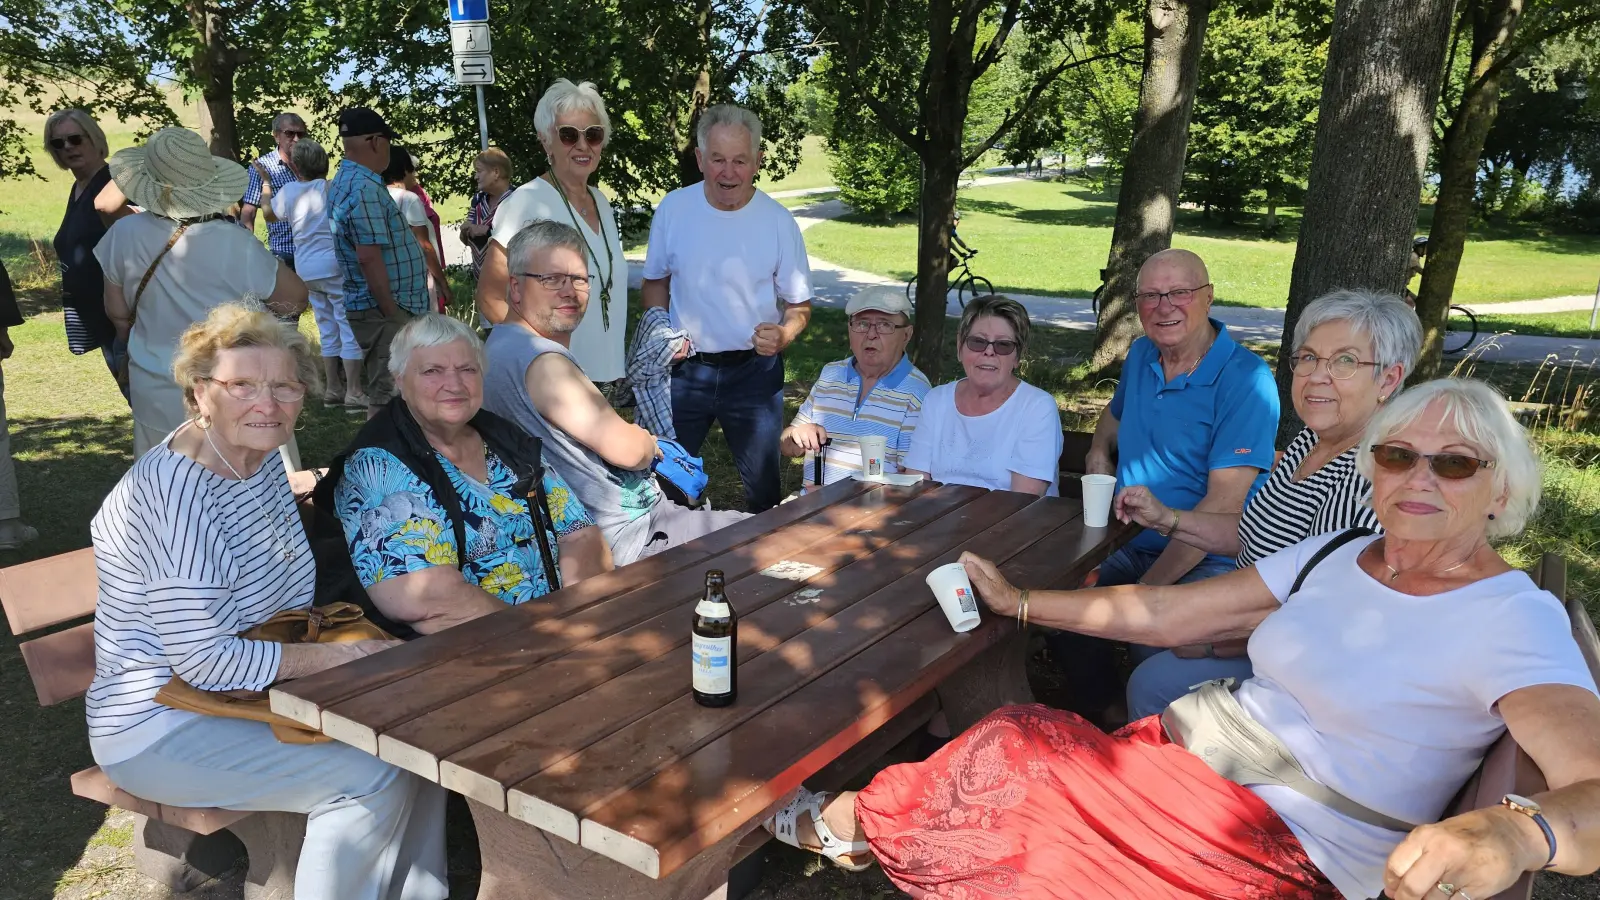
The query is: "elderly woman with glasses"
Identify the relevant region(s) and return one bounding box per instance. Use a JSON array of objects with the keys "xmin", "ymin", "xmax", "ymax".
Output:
[
  {"xmin": 771, "ymin": 378, "xmax": 1600, "ymax": 900},
  {"xmin": 1114, "ymin": 289, "xmax": 1422, "ymax": 717},
  {"xmin": 322, "ymin": 314, "xmax": 612, "ymax": 639},
  {"xmin": 901, "ymin": 295, "xmax": 1062, "ymax": 496},
  {"xmin": 476, "ymin": 79, "xmax": 626, "ymax": 392},
  {"xmin": 88, "ymin": 303, "xmax": 449, "ymax": 899}
]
